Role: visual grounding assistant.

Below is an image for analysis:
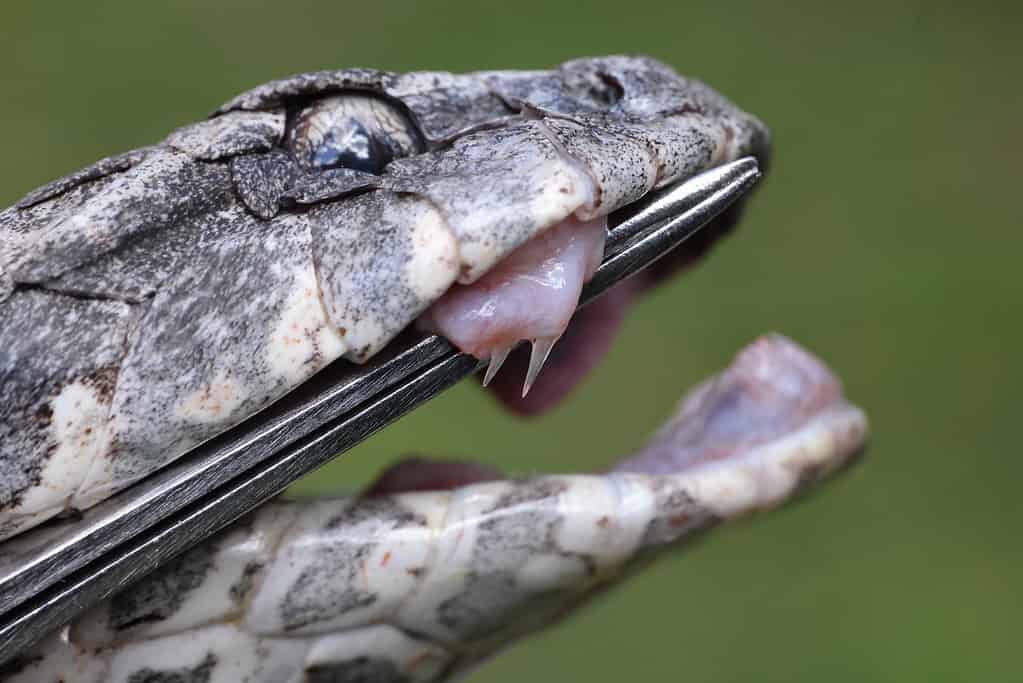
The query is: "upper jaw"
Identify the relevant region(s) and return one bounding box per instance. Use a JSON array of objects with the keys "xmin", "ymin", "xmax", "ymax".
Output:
[{"xmin": 4, "ymin": 56, "xmax": 770, "ymax": 366}]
